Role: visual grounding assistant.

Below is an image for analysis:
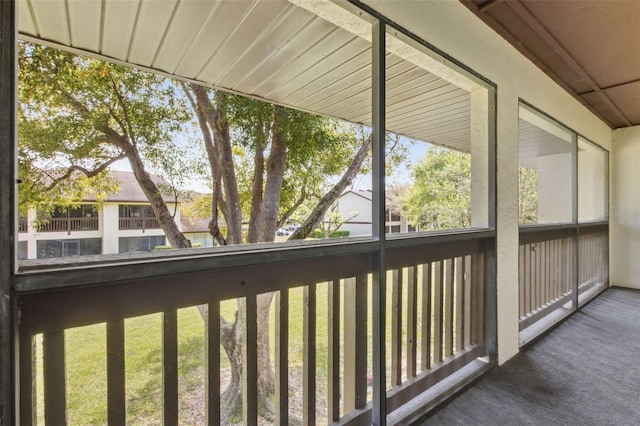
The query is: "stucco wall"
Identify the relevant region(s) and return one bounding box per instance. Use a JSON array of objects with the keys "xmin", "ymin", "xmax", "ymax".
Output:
[
  {"xmin": 610, "ymin": 126, "xmax": 640, "ymax": 289},
  {"xmin": 362, "ymin": 0, "xmax": 613, "ymax": 364}
]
